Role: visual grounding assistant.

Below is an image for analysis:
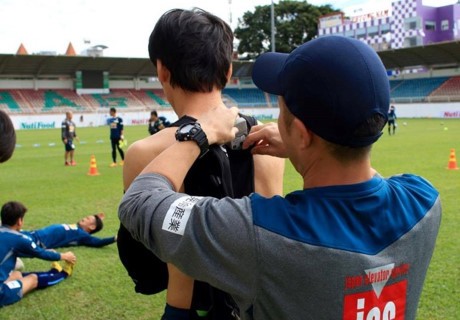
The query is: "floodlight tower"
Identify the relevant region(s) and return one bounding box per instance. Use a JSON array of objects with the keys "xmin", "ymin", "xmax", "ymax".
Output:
[
  {"xmin": 271, "ymin": 0, "xmax": 276, "ymax": 52},
  {"xmin": 229, "ymin": 0, "xmax": 232, "ymax": 26}
]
